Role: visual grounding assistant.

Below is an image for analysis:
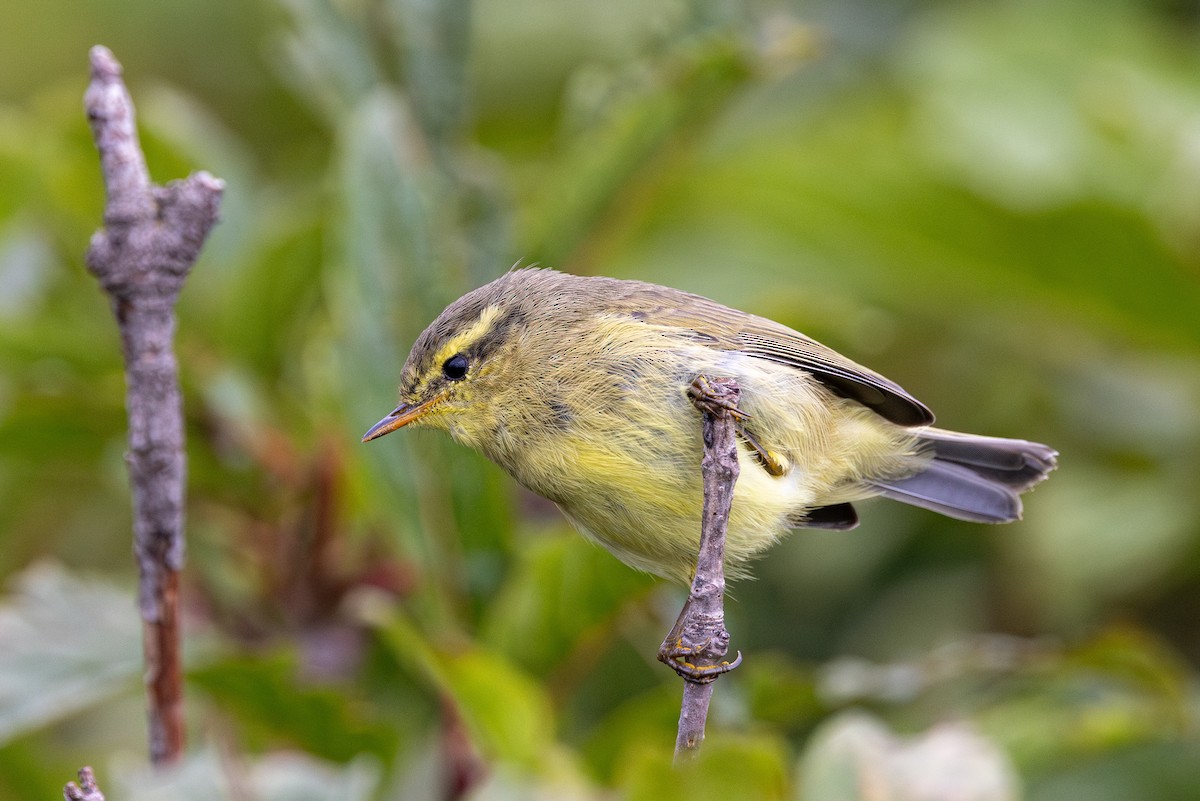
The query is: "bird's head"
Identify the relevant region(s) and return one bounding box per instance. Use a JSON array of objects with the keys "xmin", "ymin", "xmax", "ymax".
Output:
[{"xmin": 361, "ymin": 270, "xmax": 555, "ymax": 449}]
